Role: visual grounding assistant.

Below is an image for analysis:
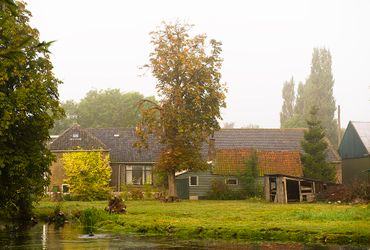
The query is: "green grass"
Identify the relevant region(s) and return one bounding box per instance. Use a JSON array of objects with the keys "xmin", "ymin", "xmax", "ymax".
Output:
[{"xmin": 34, "ymin": 200, "xmax": 370, "ymax": 245}]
